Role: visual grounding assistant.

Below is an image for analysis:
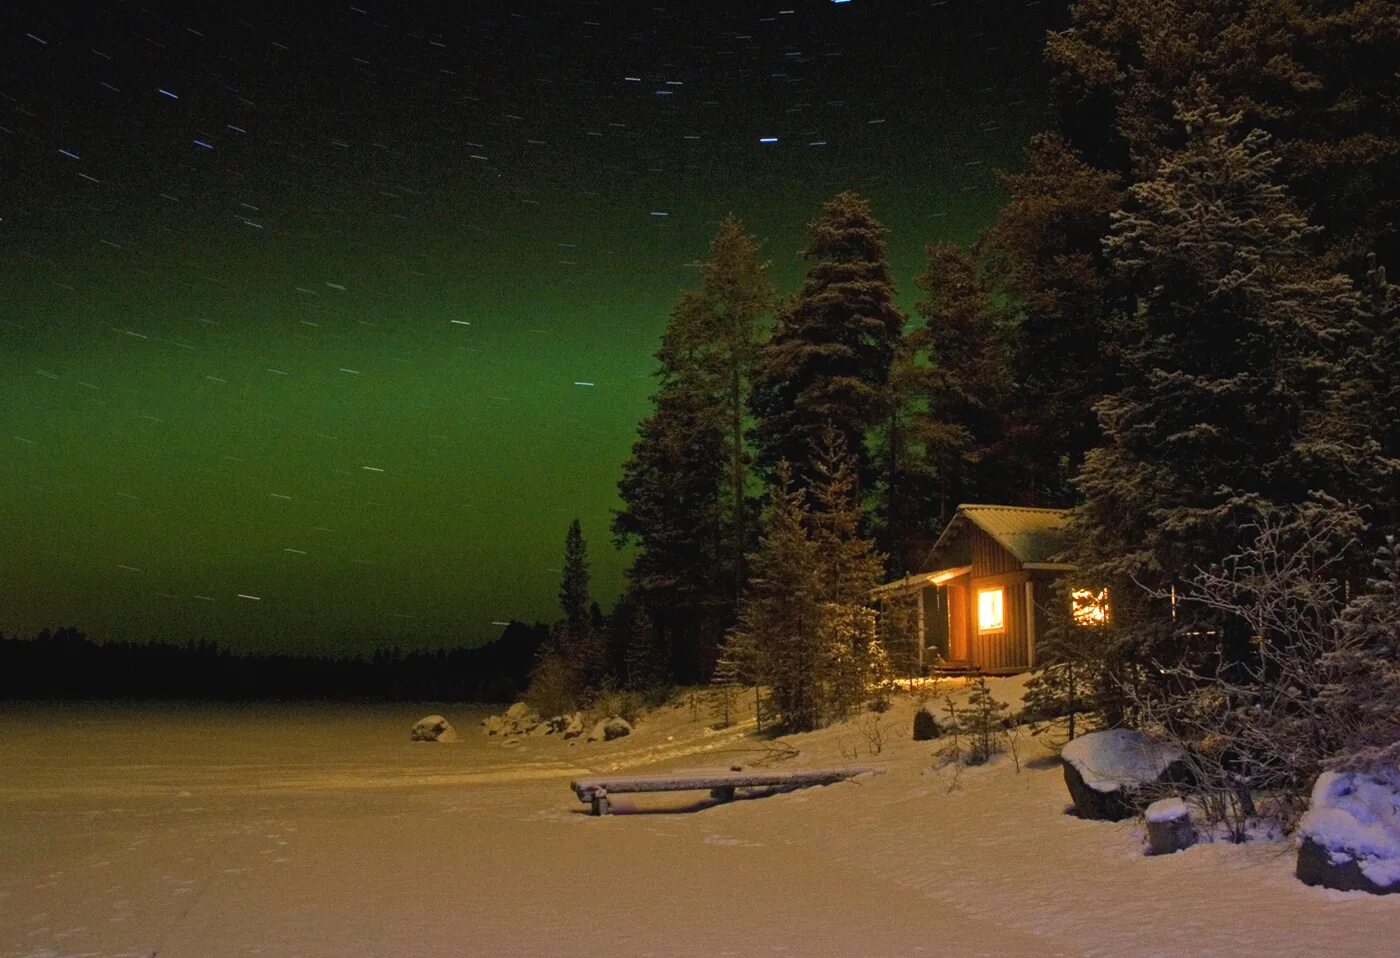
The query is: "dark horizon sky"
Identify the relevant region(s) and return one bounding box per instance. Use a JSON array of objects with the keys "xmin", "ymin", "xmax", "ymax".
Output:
[{"xmin": 2, "ymin": 0, "xmax": 1062, "ymax": 653}]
